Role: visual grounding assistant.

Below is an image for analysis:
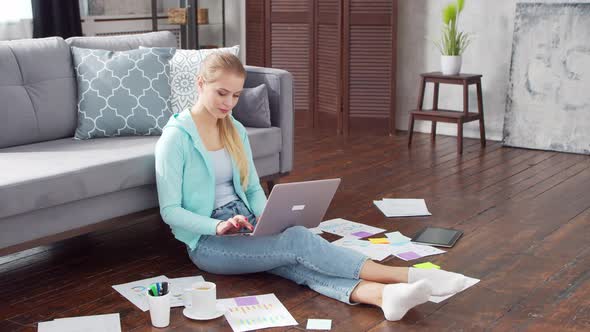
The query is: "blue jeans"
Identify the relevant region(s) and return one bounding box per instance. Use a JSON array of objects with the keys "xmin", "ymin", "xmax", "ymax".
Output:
[{"xmin": 188, "ymin": 199, "xmax": 369, "ymax": 304}]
